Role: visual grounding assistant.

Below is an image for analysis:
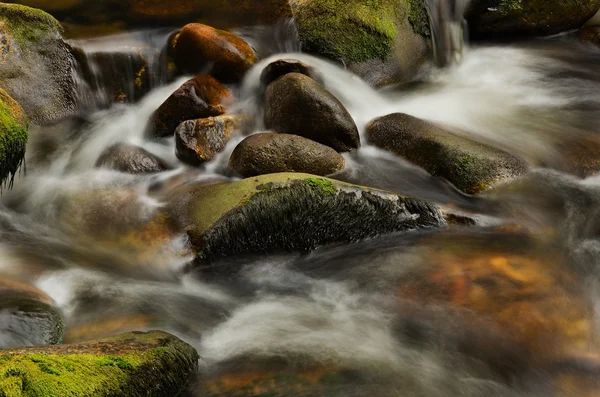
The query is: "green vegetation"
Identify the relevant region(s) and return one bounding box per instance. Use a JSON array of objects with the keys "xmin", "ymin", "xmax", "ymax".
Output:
[
  {"xmin": 304, "ymin": 177, "xmax": 338, "ymax": 195},
  {"xmin": 0, "ymin": 90, "xmax": 28, "ymax": 188},
  {"xmin": 406, "ymin": 0, "xmax": 430, "ymax": 36},
  {"xmin": 0, "ymin": 4, "xmax": 62, "ymax": 46}
]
